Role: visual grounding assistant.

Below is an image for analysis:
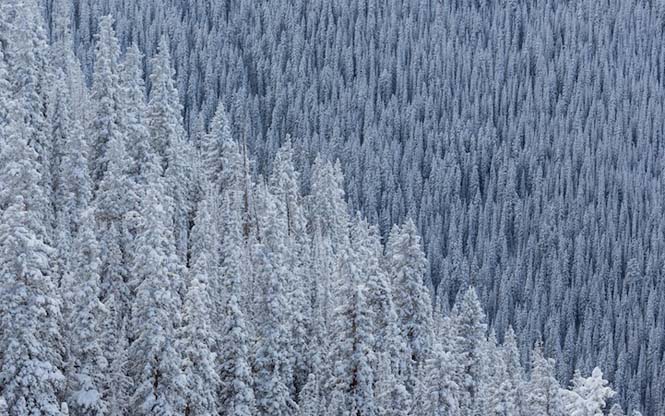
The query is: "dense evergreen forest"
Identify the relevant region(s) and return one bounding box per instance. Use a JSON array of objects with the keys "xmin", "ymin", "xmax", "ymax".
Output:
[{"xmin": 0, "ymin": 0, "xmax": 663, "ymax": 414}]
